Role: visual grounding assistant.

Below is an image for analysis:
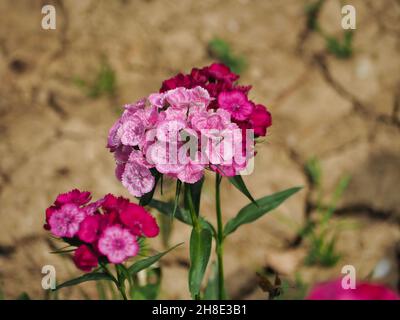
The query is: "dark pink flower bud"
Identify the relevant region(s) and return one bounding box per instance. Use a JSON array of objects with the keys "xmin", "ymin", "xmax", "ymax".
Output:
[{"xmin": 73, "ymin": 245, "xmax": 98, "ymax": 272}]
